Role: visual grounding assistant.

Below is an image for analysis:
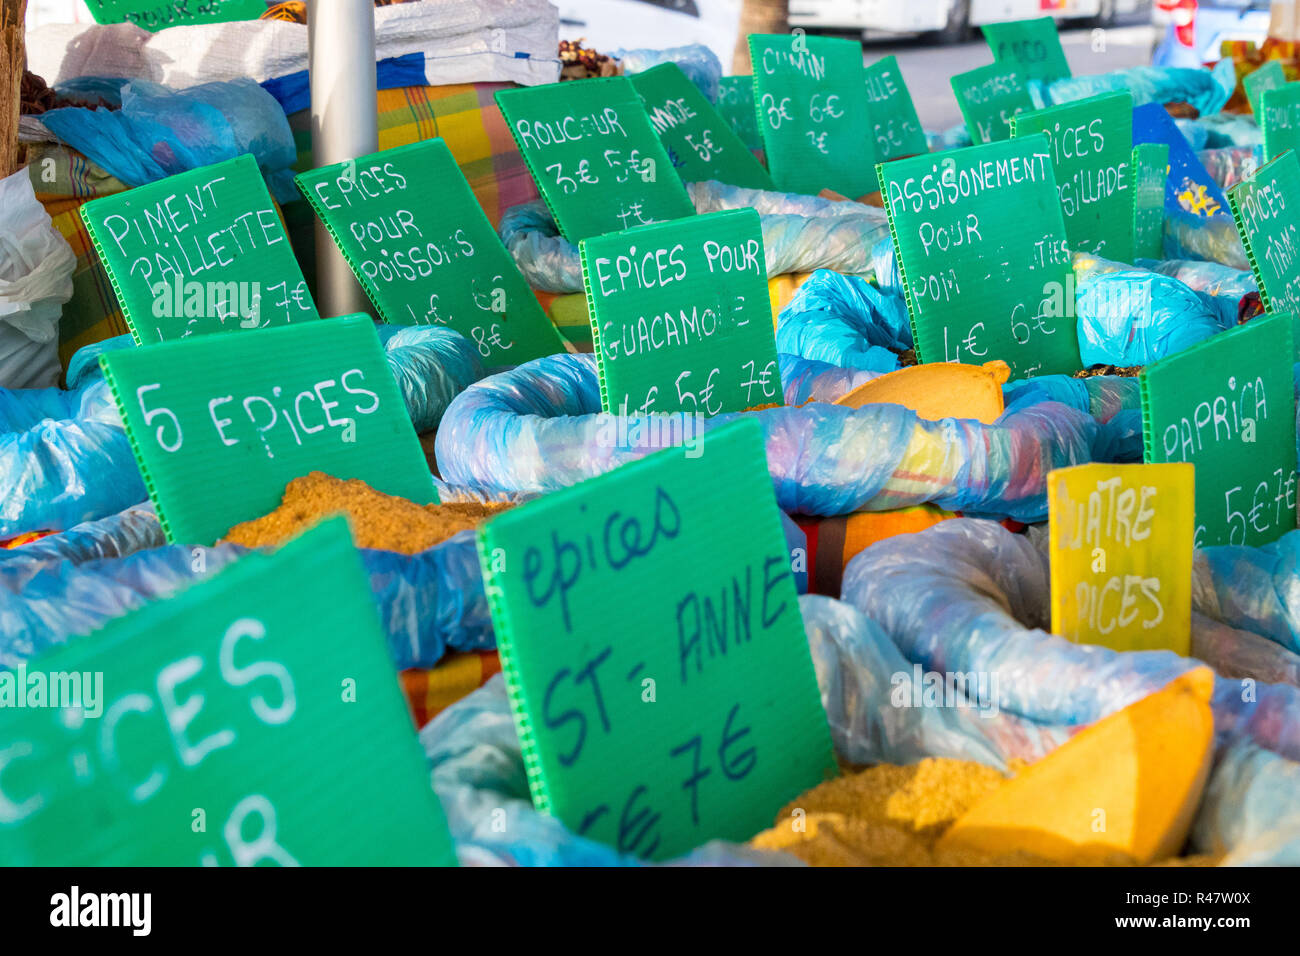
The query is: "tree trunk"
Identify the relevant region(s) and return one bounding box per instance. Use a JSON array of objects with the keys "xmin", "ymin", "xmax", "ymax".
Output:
[
  {"xmin": 732, "ymin": 0, "xmax": 788, "ymax": 74},
  {"xmin": 0, "ymin": 0, "xmax": 26, "ymax": 178}
]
